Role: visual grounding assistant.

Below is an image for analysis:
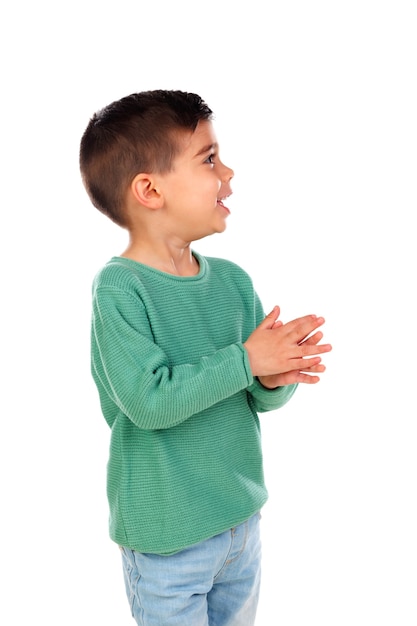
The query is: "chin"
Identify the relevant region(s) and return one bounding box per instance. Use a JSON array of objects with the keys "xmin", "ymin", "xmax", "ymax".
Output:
[
  {"xmin": 211, "ymin": 221, "xmax": 227, "ymax": 235},
  {"xmin": 194, "ymin": 223, "xmax": 227, "ymax": 241}
]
